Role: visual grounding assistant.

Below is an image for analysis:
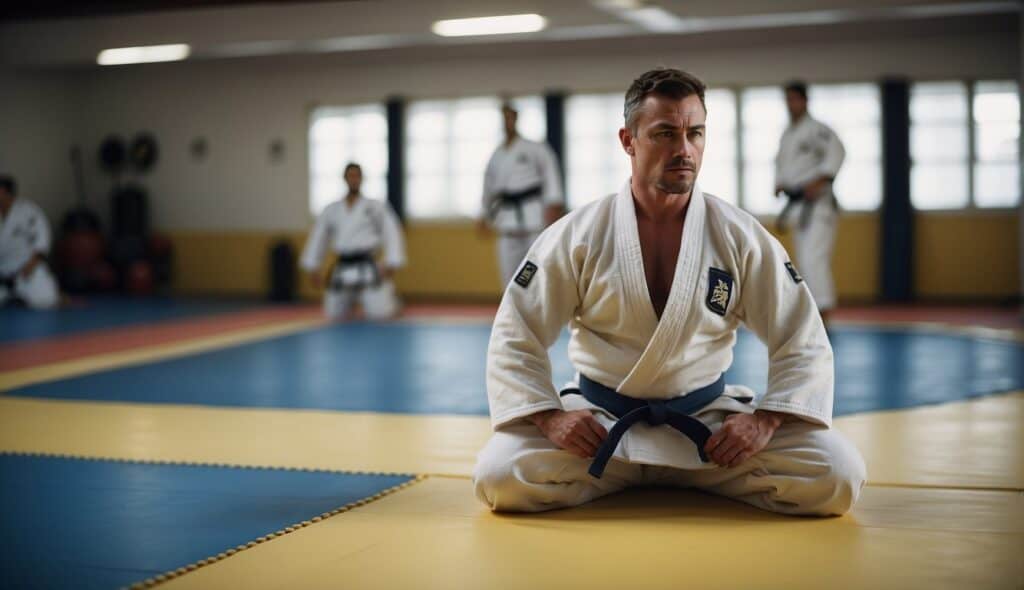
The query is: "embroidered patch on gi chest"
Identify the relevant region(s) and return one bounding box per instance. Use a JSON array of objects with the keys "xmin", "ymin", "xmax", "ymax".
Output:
[
  {"xmin": 706, "ymin": 267, "xmax": 733, "ymax": 316},
  {"xmin": 784, "ymin": 261, "xmax": 804, "ymax": 284},
  {"xmin": 514, "ymin": 261, "xmax": 538, "ymax": 288}
]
